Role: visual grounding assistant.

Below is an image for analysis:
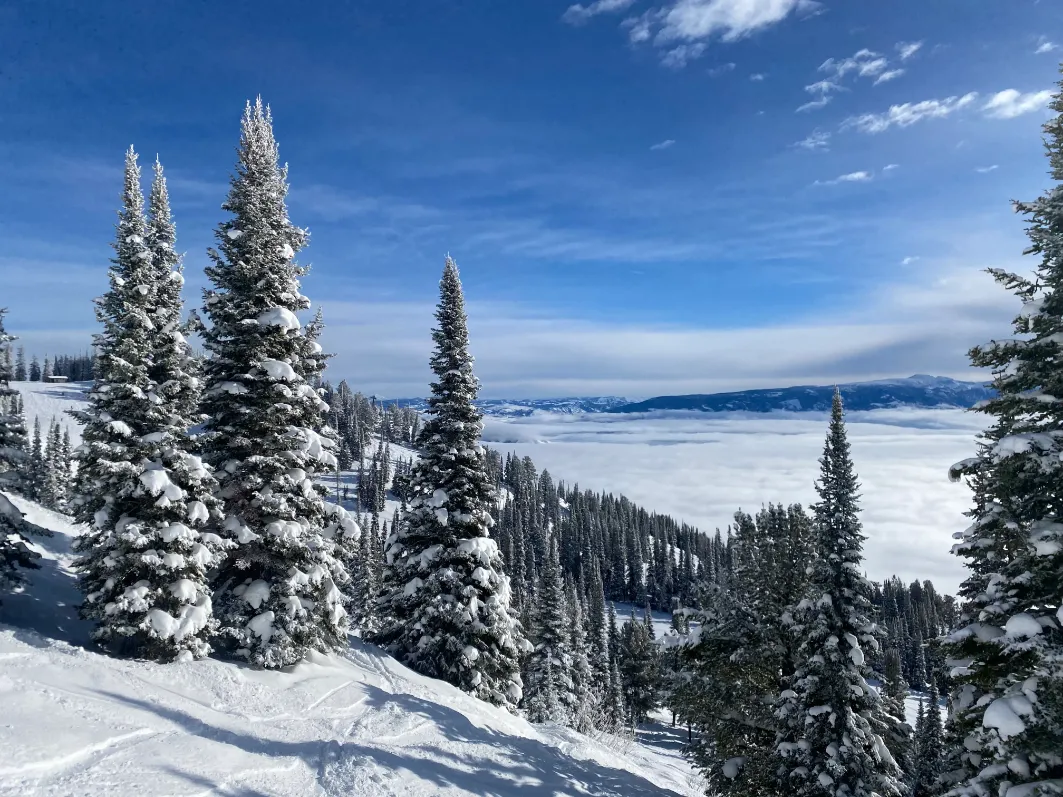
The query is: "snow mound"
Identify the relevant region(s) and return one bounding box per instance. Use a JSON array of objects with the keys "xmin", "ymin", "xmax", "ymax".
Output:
[{"xmin": 0, "ymin": 497, "xmax": 696, "ymax": 796}]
